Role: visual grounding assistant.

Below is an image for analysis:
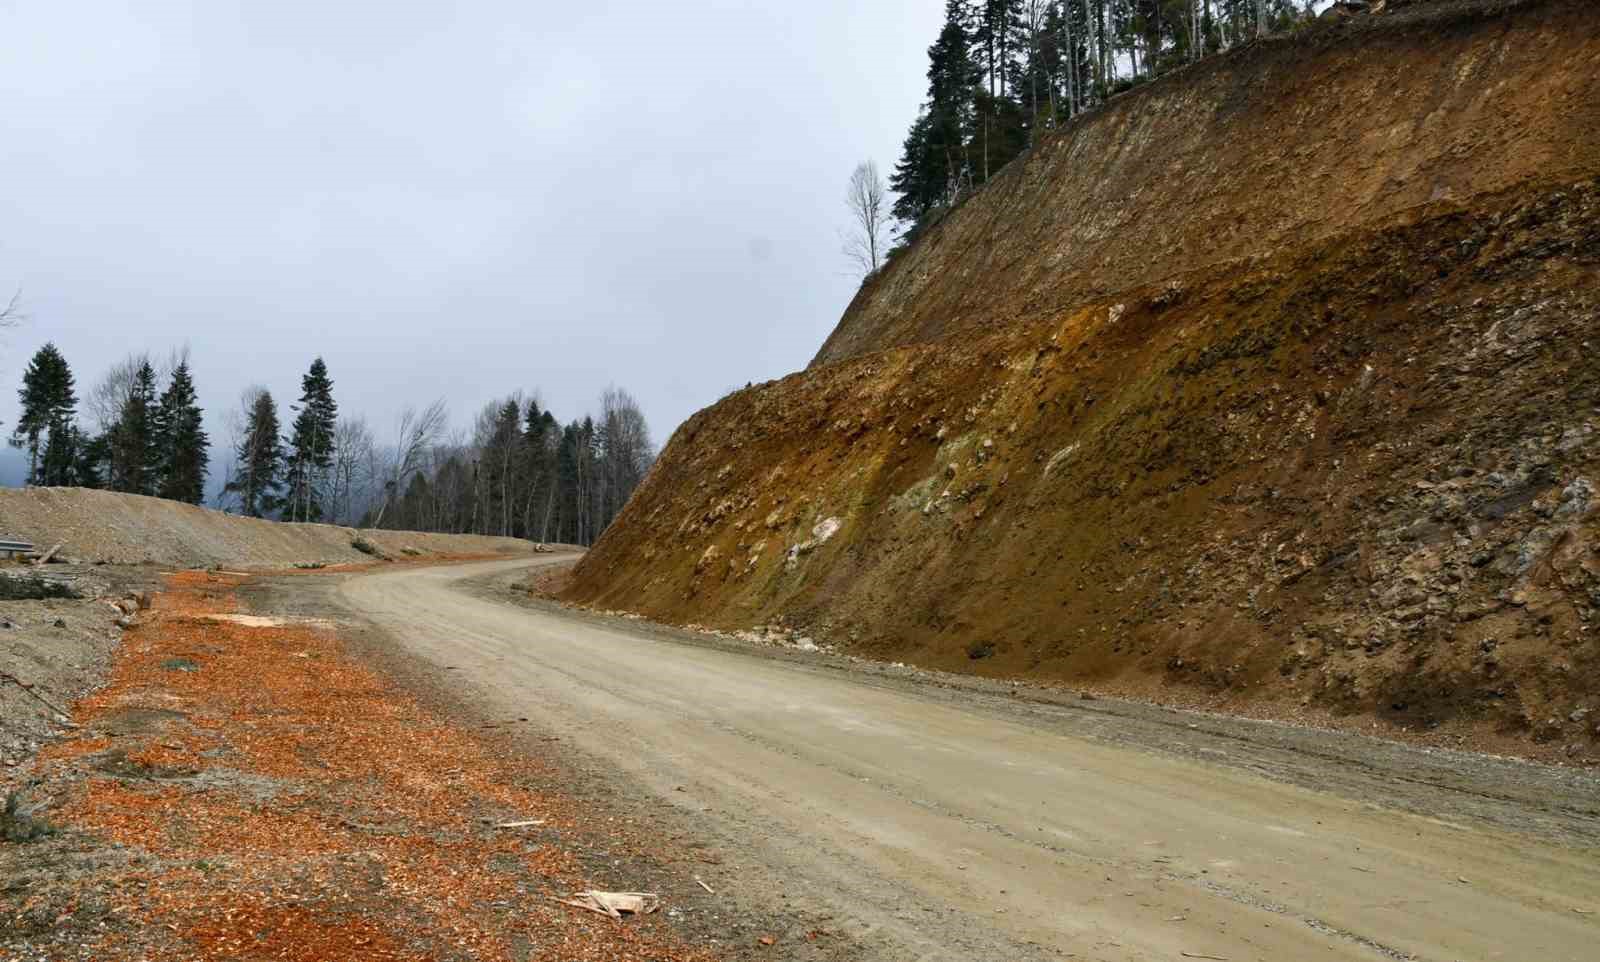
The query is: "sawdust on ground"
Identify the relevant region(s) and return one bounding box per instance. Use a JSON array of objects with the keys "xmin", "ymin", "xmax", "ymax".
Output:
[{"xmin": 3, "ymin": 569, "xmax": 719, "ymax": 962}]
